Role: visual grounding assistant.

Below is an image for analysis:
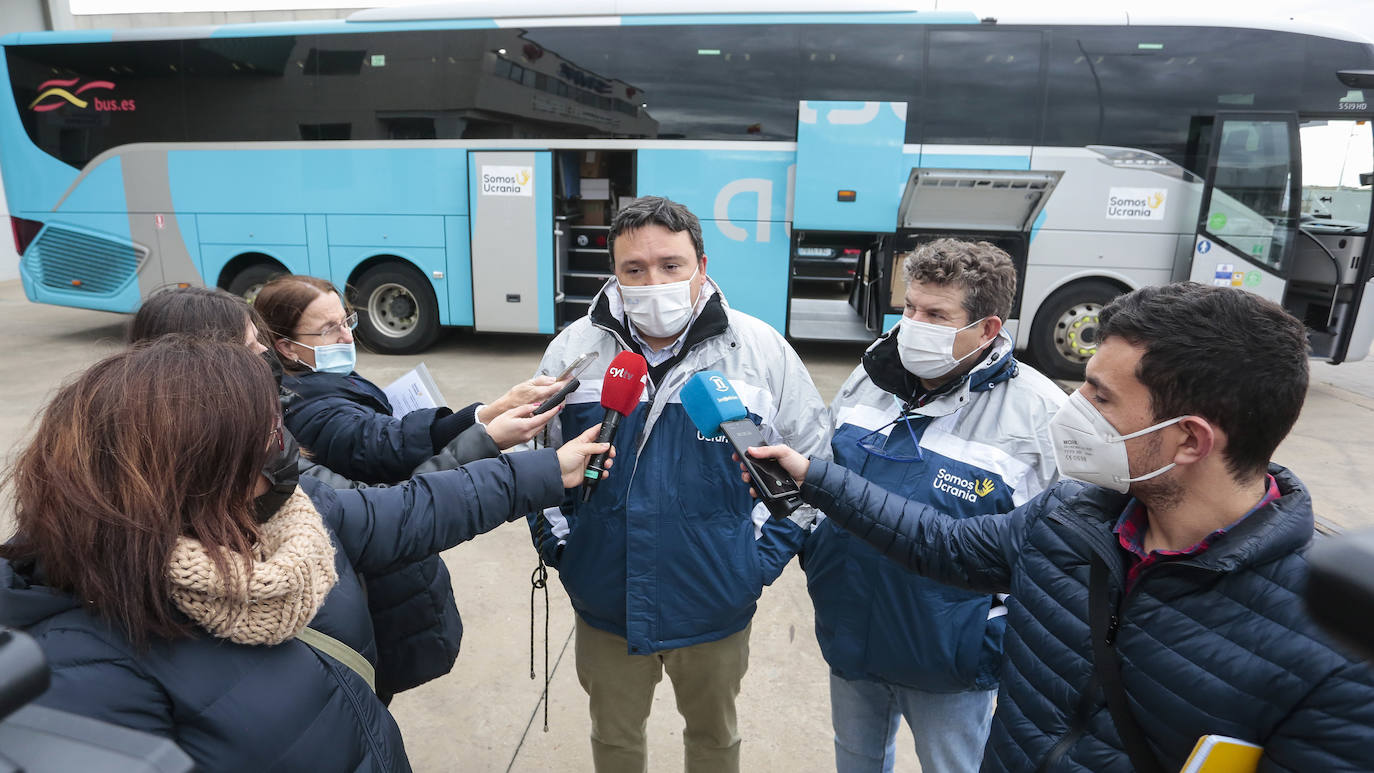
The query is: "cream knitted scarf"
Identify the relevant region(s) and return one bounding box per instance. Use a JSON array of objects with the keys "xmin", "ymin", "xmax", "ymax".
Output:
[{"xmin": 167, "ymin": 487, "xmax": 337, "ymax": 646}]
